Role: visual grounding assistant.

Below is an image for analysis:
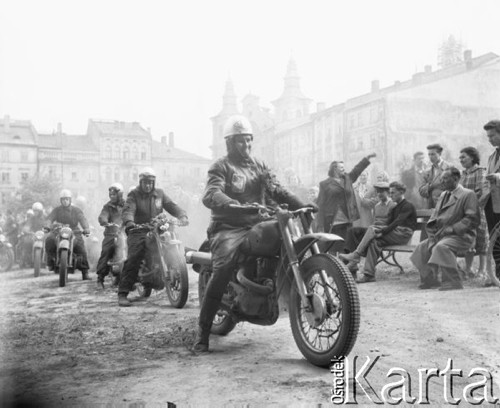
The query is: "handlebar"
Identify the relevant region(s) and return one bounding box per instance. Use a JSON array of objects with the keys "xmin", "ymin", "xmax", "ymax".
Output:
[{"xmin": 227, "ymin": 203, "xmax": 316, "ymax": 216}]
